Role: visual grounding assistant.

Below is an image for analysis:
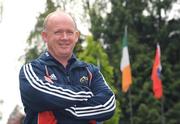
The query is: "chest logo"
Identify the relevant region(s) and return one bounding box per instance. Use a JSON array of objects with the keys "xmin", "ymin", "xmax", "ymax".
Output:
[
  {"xmin": 49, "ymin": 74, "xmax": 57, "ymax": 80},
  {"xmin": 44, "ymin": 65, "xmax": 57, "ymax": 84},
  {"xmin": 80, "ymin": 76, "xmax": 88, "ymax": 85}
]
